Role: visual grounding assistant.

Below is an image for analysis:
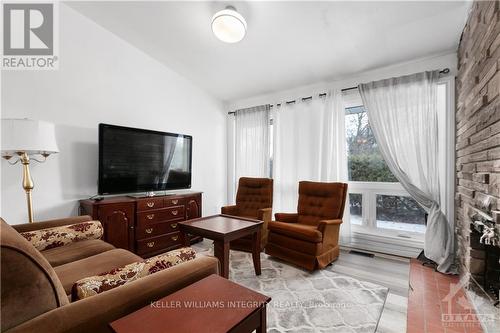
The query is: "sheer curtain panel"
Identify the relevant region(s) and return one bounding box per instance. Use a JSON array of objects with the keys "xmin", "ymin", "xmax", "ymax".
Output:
[
  {"xmin": 233, "ymin": 105, "xmax": 271, "ymax": 197},
  {"xmin": 358, "ymin": 71, "xmax": 455, "ymax": 273}
]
